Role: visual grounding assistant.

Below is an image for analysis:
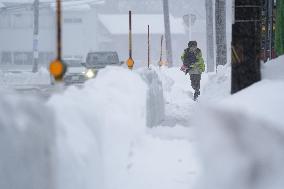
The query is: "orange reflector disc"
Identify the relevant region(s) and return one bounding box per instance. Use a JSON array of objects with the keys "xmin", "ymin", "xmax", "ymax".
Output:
[
  {"xmin": 50, "ymin": 59, "xmax": 64, "ymax": 77},
  {"xmin": 127, "ymin": 58, "xmax": 134, "ymax": 69}
]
